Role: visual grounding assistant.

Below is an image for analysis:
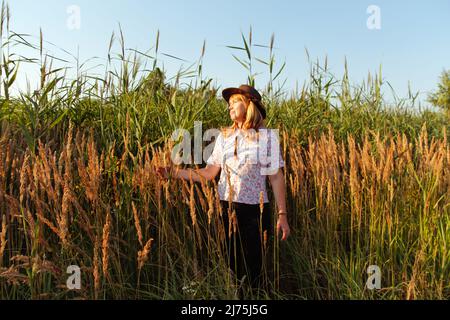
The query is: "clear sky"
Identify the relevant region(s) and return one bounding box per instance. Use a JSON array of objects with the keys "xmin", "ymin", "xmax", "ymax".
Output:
[{"xmin": 7, "ymin": 0, "xmax": 450, "ymax": 106}]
